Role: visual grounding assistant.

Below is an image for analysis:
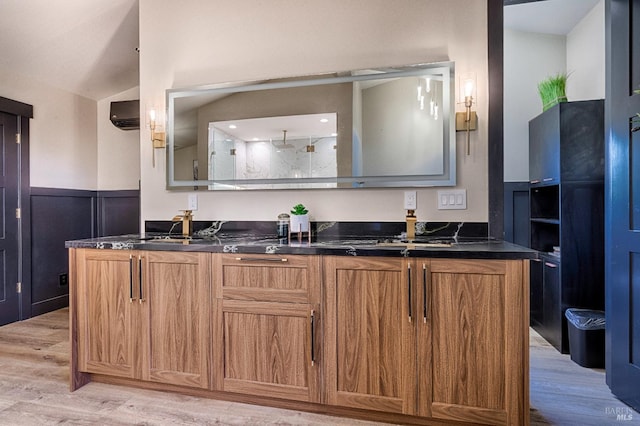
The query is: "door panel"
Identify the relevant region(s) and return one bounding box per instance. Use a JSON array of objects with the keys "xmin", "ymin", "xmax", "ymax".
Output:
[
  {"xmin": 0, "ymin": 113, "xmax": 19, "ymax": 326},
  {"xmin": 221, "ymin": 301, "xmax": 319, "ymax": 402},
  {"xmin": 606, "ymin": 0, "xmax": 640, "ymax": 410},
  {"xmin": 143, "ymin": 251, "xmax": 210, "ymax": 389},
  {"xmin": 324, "ymin": 256, "xmax": 416, "ymax": 415},
  {"xmin": 76, "ymin": 249, "xmax": 137, "ymax": 378}
]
